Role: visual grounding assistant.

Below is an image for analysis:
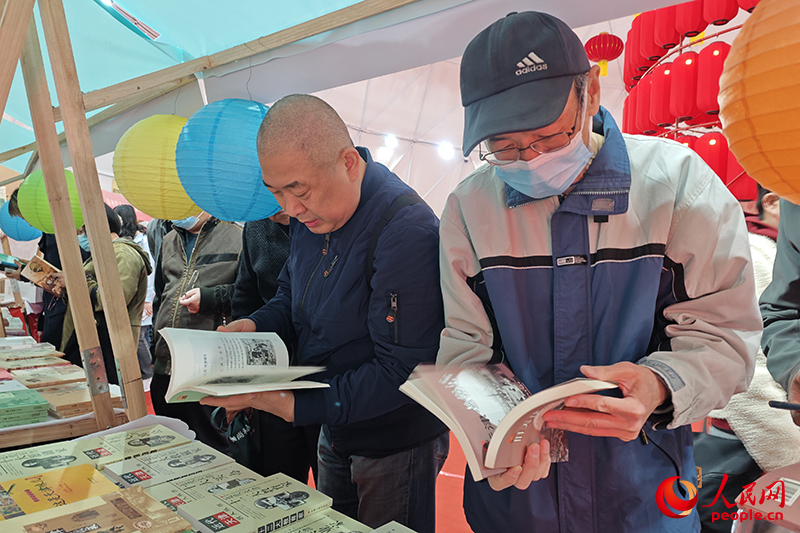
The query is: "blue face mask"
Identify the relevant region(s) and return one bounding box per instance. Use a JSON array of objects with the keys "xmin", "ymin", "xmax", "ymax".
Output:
[
  {"xmin": 493, "ymin": 93, "xmax": 592, "ymax": 200},
  {"xmin": 77, "ymin": 234, "xmax": 90, "ymax": 252},
  {"xmin": 172, "ymin": 215, "xmax": 201, "ymax": 231}
]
